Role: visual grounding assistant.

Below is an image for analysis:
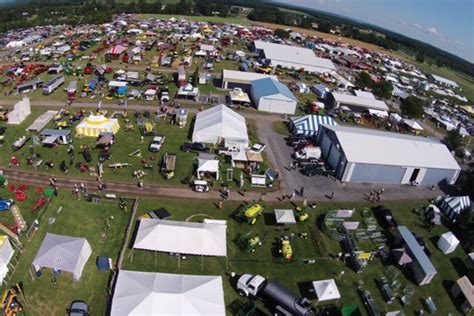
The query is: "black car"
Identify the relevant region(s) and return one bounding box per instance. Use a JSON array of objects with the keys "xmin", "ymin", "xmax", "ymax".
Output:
[
  {"xmin": 374, "ymin": 206, "xmax": 398, "ymax": 229},
  {"xmin": 181, "ymin": 142, "xmax": 209, "ymax": 153},
  {"xmin": 301, "ymin": 163, "xmax": 333, "ymax": 177}
]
